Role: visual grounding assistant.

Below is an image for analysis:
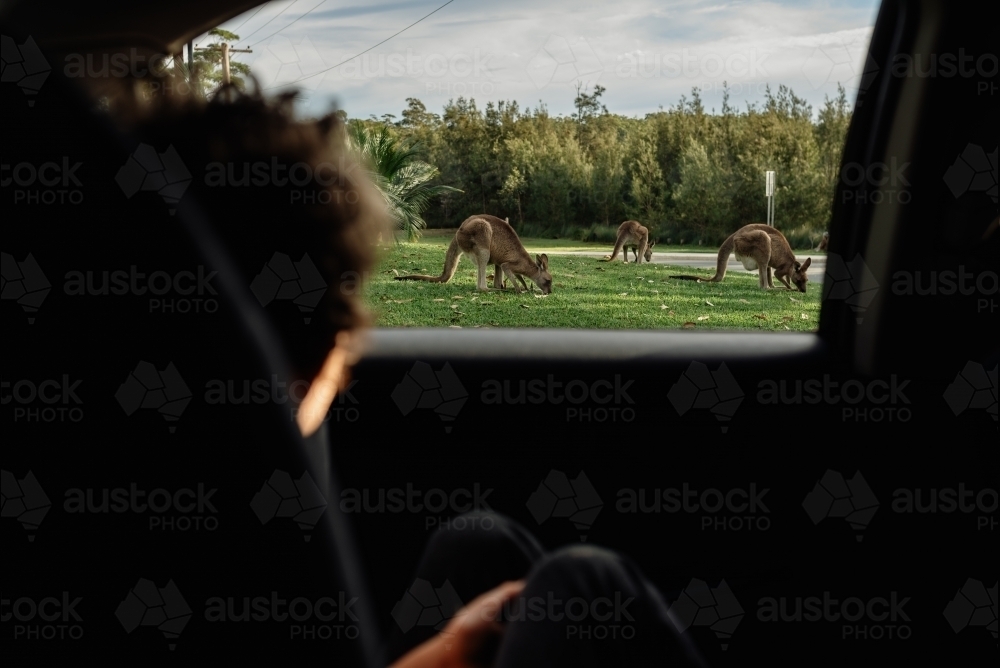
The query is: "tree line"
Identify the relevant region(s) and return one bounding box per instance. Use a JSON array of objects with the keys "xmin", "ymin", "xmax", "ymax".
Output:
[{"xmin": 347, "ymin": 81, "xmax": 852, "ymax": 249}]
